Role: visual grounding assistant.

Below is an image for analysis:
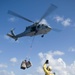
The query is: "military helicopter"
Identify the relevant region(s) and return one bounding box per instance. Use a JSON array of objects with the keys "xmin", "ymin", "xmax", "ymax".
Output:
[{"xmin": 7, "ymin": 4, "xmax": 58, "ymax": 41}]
